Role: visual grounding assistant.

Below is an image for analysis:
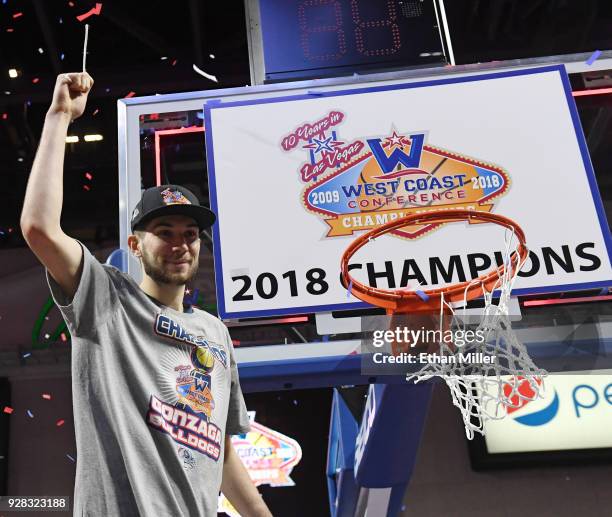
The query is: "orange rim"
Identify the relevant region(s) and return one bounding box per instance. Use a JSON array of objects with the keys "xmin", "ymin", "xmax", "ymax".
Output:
[{"xmin": 340, "ymin": 210, "xmax": 528, "ymax": 313}]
